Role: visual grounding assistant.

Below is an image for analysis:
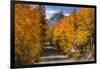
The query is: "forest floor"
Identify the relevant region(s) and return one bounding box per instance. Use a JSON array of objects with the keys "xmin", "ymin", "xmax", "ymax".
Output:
[
  {"xmin": 34, "ymin": 42, "xmax": 94, "ymax": 64},
  {"xmin": 35, "ymin": 42, "xmax": 74, "ymax": 64},
  {"xmin": 34, "ymin": 42, "xmax": 81, "ymax": 64}
]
